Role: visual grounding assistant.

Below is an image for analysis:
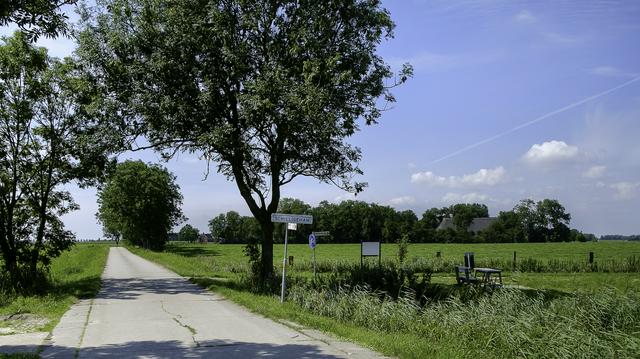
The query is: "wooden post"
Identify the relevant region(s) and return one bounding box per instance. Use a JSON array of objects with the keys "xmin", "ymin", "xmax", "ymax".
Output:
[
  {"xmin": 436, "ymin": 251, "xmax": 441, "ymax": 258},
  {"xmin": 288, "ymin": 256, "xmax": 294, "ymax": 266},
  {"xmin": 513, "ymin": 251, "xmax": 517, "ymax": 270},
  {"xmin": 589, "ymin": 252, "xmax": 594, "ymax": 264}
]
